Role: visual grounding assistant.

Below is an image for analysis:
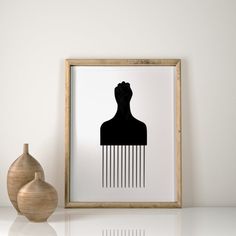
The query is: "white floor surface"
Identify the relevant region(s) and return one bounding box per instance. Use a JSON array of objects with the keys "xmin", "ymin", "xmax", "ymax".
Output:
[{"xmin": 0, "ymin": 207, "xmax": 236, "ymax": 236}]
